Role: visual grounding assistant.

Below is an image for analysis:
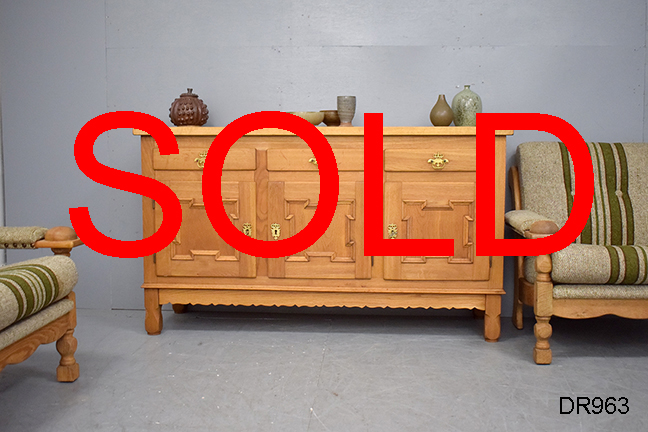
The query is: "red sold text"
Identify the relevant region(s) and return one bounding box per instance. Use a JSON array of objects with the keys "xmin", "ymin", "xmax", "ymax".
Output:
[{"xmin": 71, "ymin": 111, "xmax": 595, "ymax": 259}]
